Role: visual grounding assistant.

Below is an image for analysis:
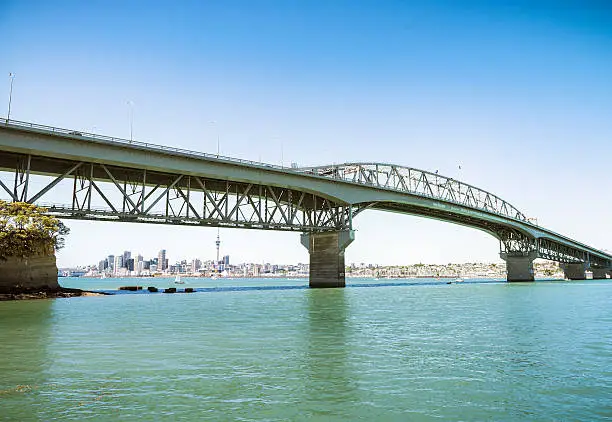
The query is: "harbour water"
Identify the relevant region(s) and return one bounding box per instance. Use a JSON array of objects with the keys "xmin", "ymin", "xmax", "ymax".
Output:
[{"xmin": 1, "ymin": 277, "xmax": 611, "ymax": 420}]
